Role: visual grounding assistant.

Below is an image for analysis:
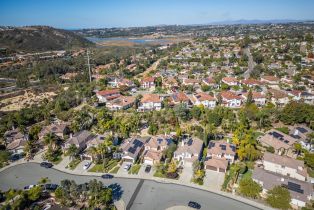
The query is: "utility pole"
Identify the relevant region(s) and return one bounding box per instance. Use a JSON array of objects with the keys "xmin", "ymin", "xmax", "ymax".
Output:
[{"xmin": 86, "ymin": 49, "xmax": 92, "ymax": 83}]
